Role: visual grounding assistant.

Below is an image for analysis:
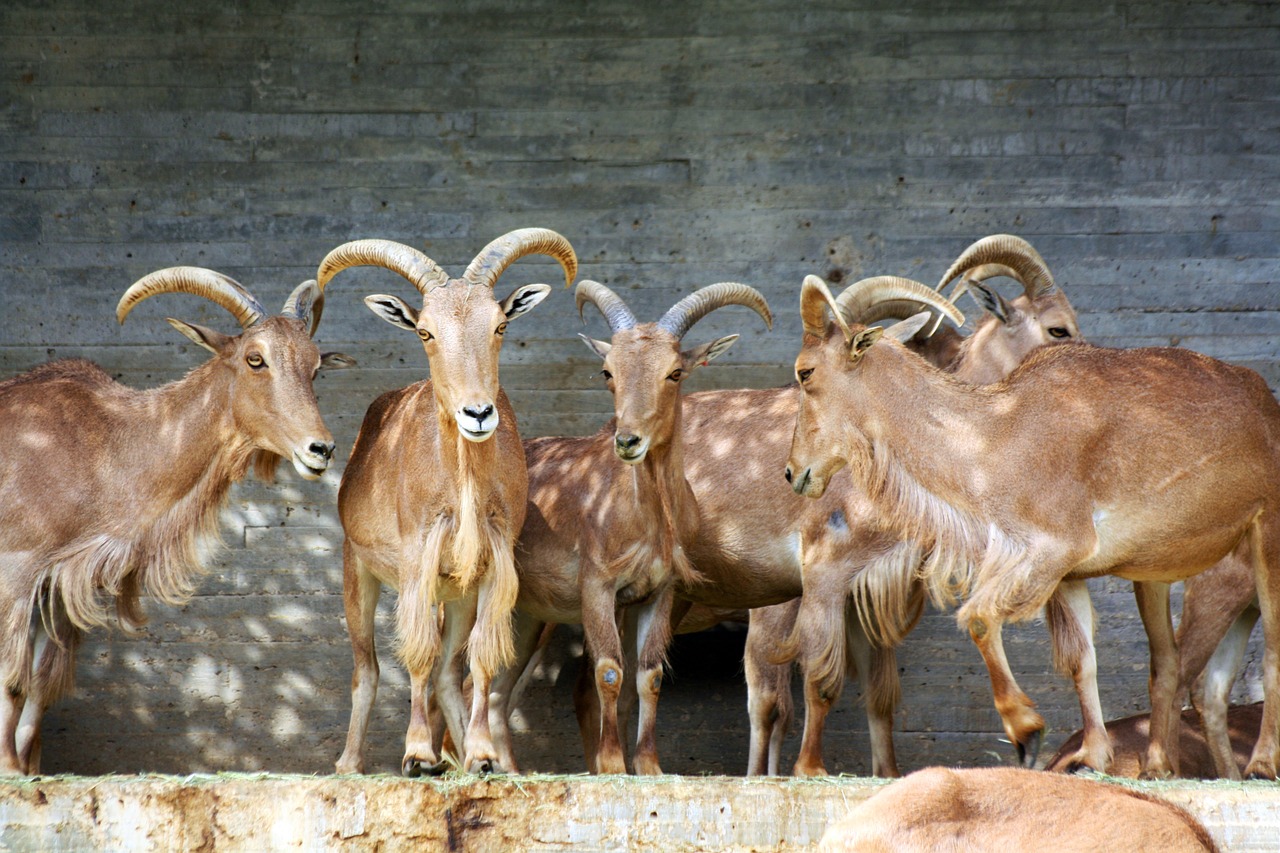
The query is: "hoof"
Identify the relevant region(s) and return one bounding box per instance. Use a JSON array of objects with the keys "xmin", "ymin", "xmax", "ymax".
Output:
[
  {"xmin": 402, "ymin": 755, "xmax": 447, "ymax": 777},
  {"xmin": 467, "ymin": 757, "xmax": 497, "ymax": 775},
  {"xmin": 1014, "ymin": 729, "xmax": 1043, "ymax": 769},
  {"xmin": 1245, "ymin": 765, "xmax": 1278, "ymax": 781}
]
